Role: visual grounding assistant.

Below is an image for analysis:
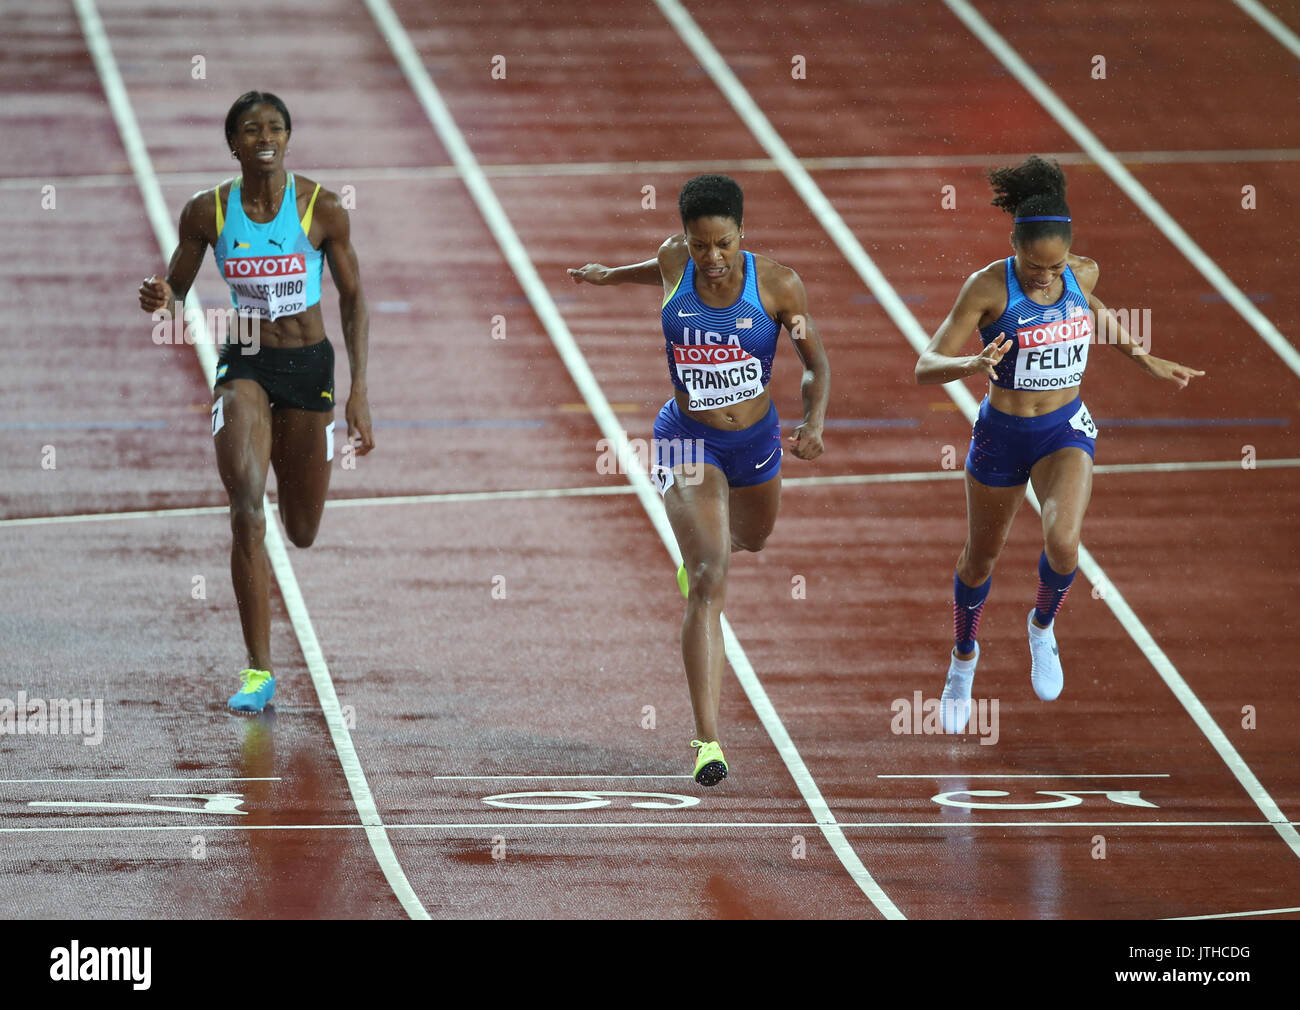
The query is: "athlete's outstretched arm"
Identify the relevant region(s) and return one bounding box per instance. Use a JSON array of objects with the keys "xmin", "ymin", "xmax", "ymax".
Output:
[
  {"xmin": 568, "ymin": 257, "xmax": 662, "ymax": 286},
  {"xmin": 319, "ymin": 191, "xmax": 375, "ymax": 454},
  {"xmin": 774, "ymin": 268, "xmax": 829, "ymax": 461},
  {"xmin": 1086, "ymin": 289, "xmax": 1205, "ymax": 389},
  {"xmin": 138, "ymin": 191, "xmax": 210, "ymax": 316},
  {"xmin": 915, "ymin": 270, "xmax": 1010, "ymax": 385}
]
